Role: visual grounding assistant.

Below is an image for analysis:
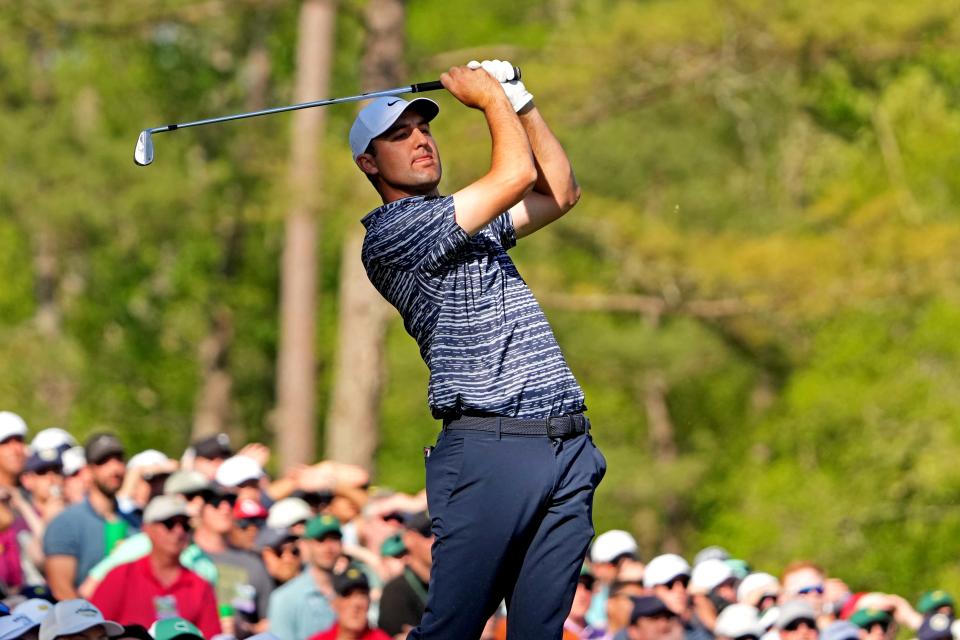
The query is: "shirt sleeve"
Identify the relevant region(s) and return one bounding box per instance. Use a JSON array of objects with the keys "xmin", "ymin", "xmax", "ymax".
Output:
[
  {"xmin": 42, "ymin": 510, "xmax": 79, "ymax": 558},
  {"xmin": 363, "ymin": 196, "xmax": 470, "ymax": 273},
  {"xmin": 489, "ymin": 211, "xmax": 517, "ymax": 250}
]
